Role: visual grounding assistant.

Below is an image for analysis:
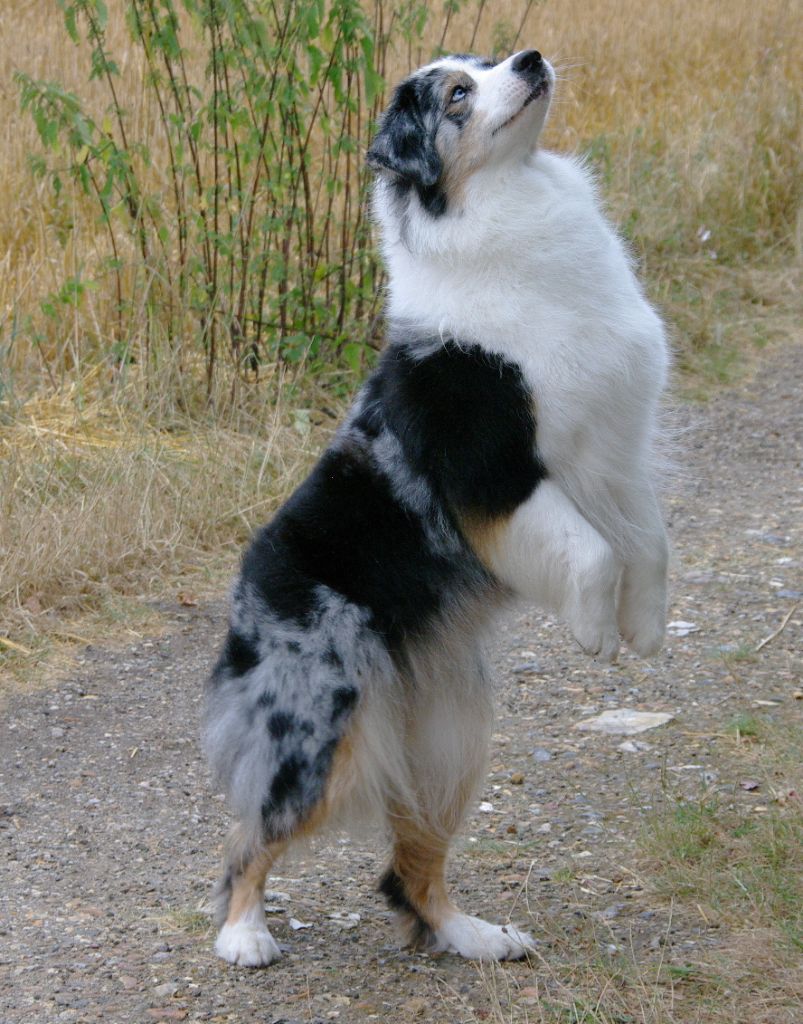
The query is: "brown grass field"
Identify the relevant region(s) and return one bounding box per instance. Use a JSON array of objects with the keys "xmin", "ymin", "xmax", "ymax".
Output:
[
  {"xmin": 0, "ymin": 4, "xmax": 800, "ymax": 1018},
  {"xmin": 1, "ymin": 0, "xmax": 800, "ymax": 657}
]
